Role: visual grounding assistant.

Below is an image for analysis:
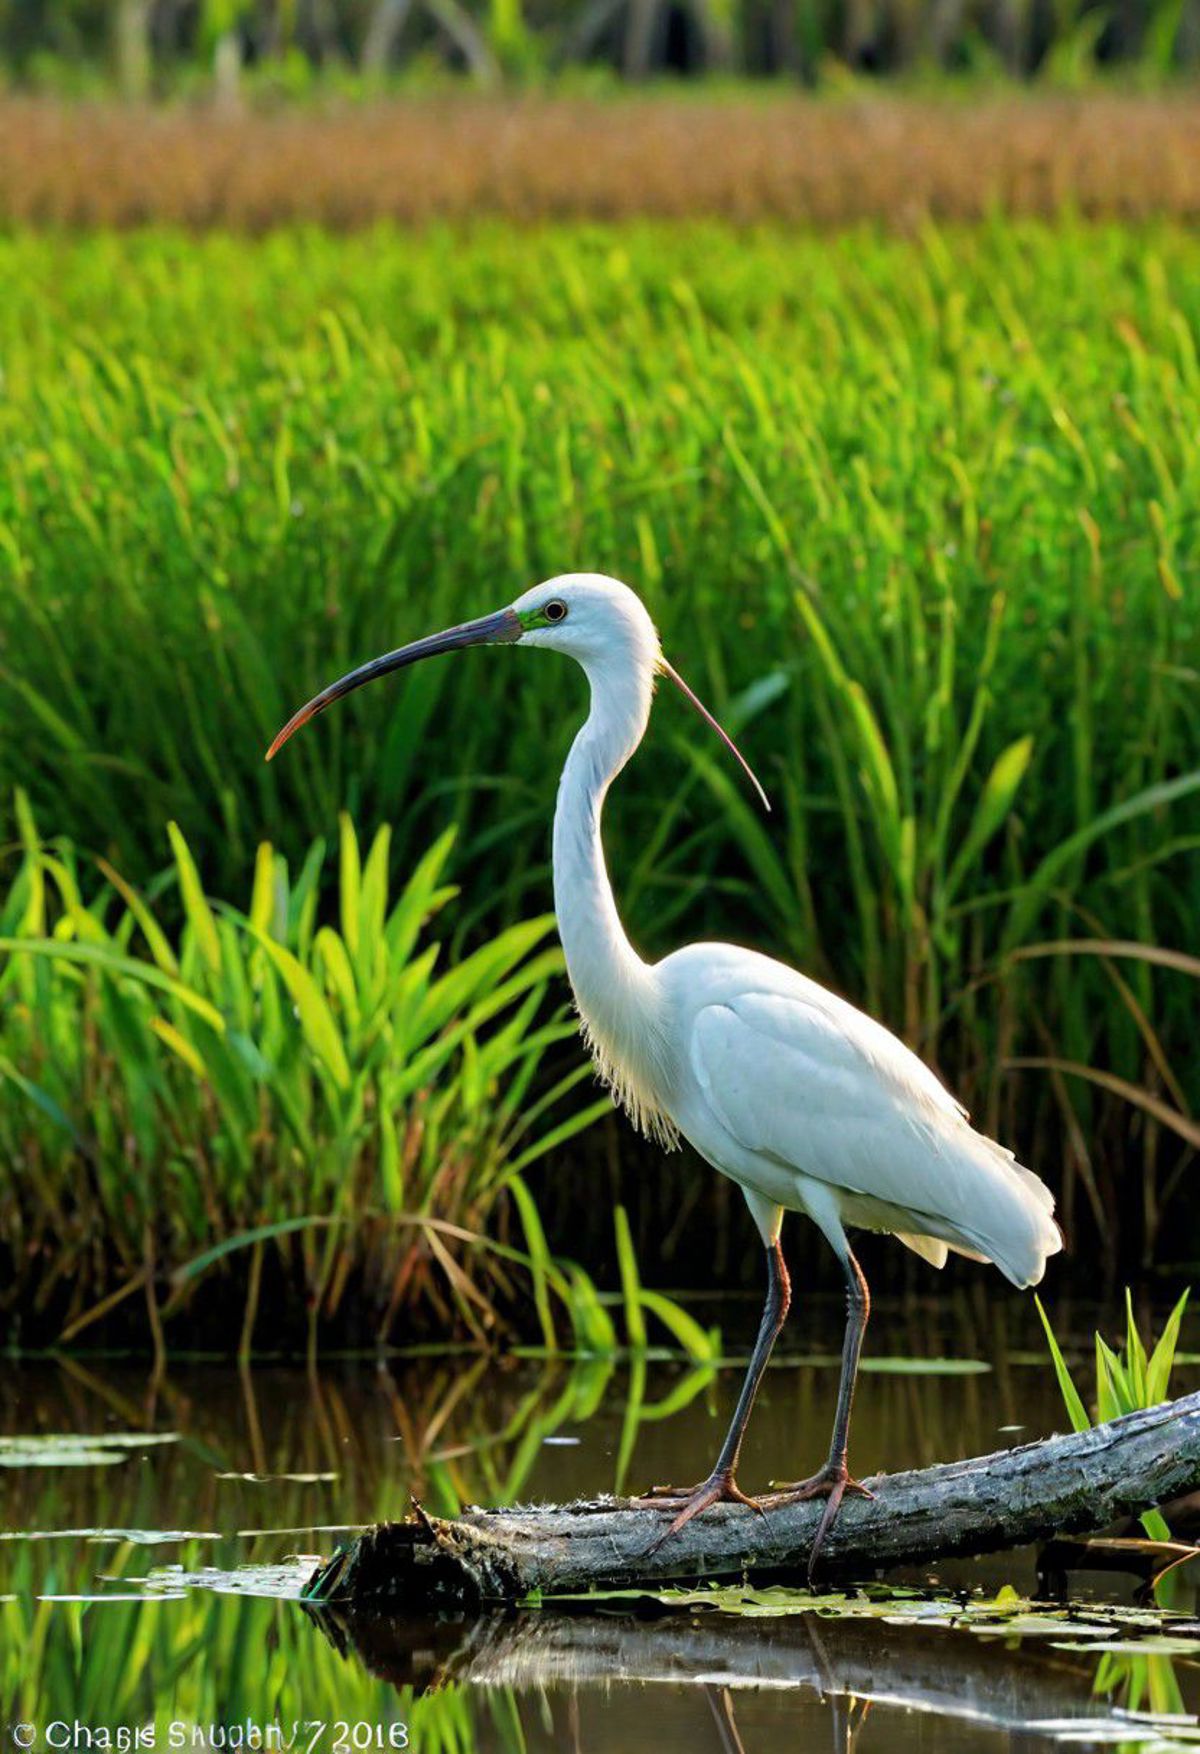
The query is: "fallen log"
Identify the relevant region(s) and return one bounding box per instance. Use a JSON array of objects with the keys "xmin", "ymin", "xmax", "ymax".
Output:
[{"xmin": 304, "ymin": 1390, "xmax": 1200, "ymax": 1609}]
